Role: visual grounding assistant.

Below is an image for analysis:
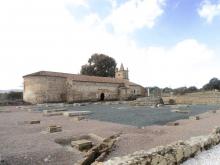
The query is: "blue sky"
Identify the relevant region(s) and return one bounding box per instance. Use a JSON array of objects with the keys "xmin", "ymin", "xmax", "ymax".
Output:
[
  {"xmin": 0, "ymin": 0, "xmax": 220, "ymax": 89},
  {"xmin": 68, "ymin": 0, "xmax": 220, "ymax": 47}
]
